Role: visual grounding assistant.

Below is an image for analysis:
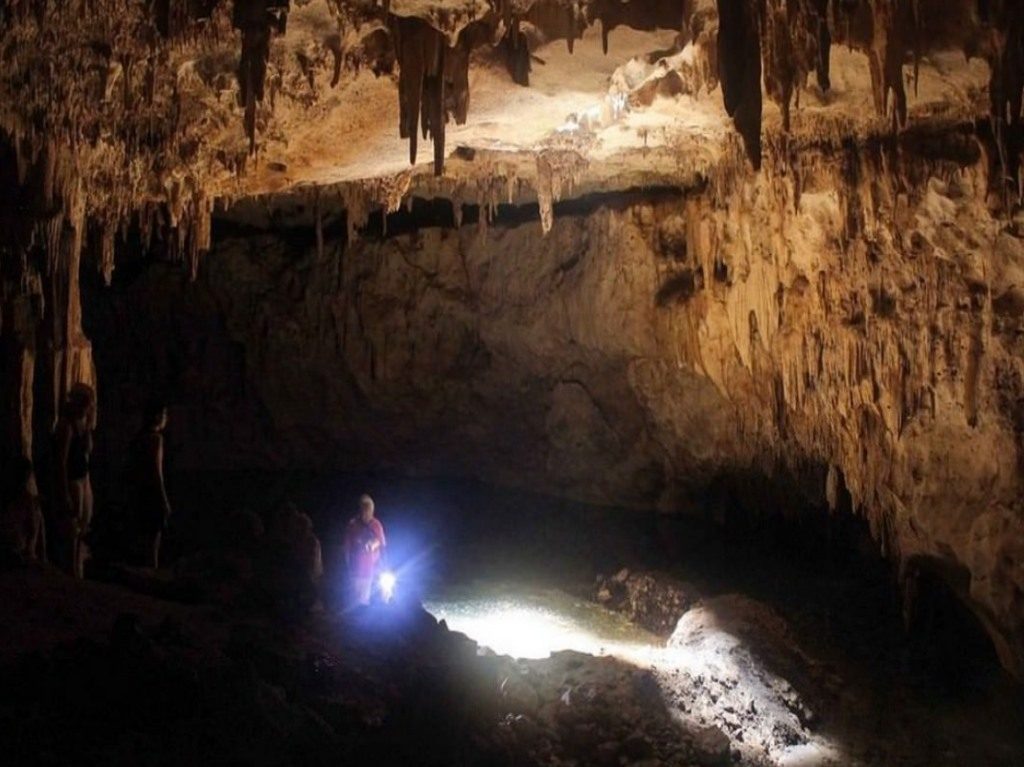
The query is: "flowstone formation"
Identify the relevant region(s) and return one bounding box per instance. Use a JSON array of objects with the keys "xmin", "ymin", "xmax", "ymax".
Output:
[{"xmin": 2, "ymin": 1, "xmax": 1024, "ymax": 679}]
